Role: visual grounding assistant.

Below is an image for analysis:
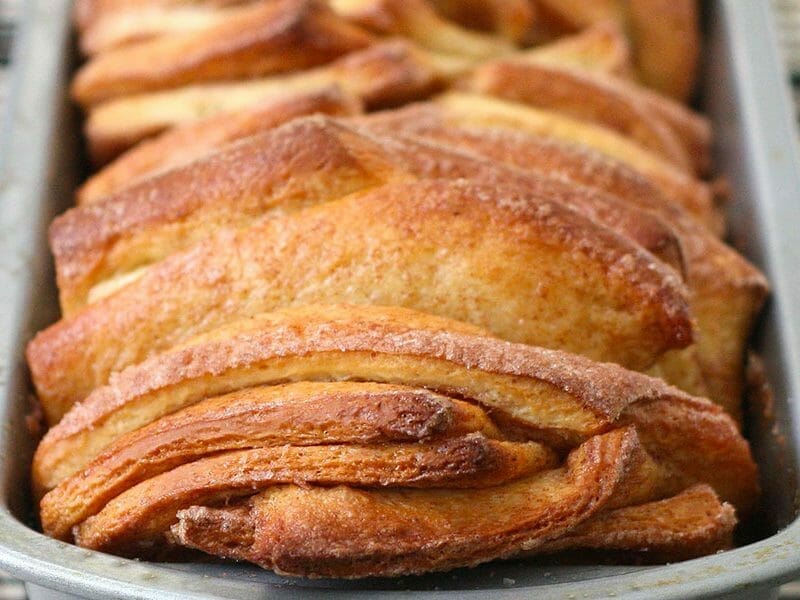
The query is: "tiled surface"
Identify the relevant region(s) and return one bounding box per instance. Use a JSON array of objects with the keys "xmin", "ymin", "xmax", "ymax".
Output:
[{"xmin": 0, "ymin": 2, "xmax": 799, "ymax": 599}]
